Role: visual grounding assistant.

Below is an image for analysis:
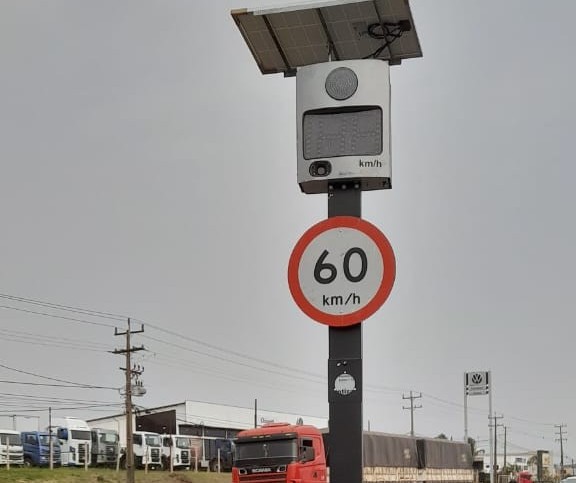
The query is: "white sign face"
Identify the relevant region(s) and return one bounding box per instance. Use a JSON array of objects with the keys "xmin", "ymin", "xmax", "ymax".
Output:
[
  {"xmin": 465, "ymin": 371, "xmax": 490, "ymax": 396},
  {"xmin": 288, "ymin": 217, "xmax": 395, "ymax": 327}
]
